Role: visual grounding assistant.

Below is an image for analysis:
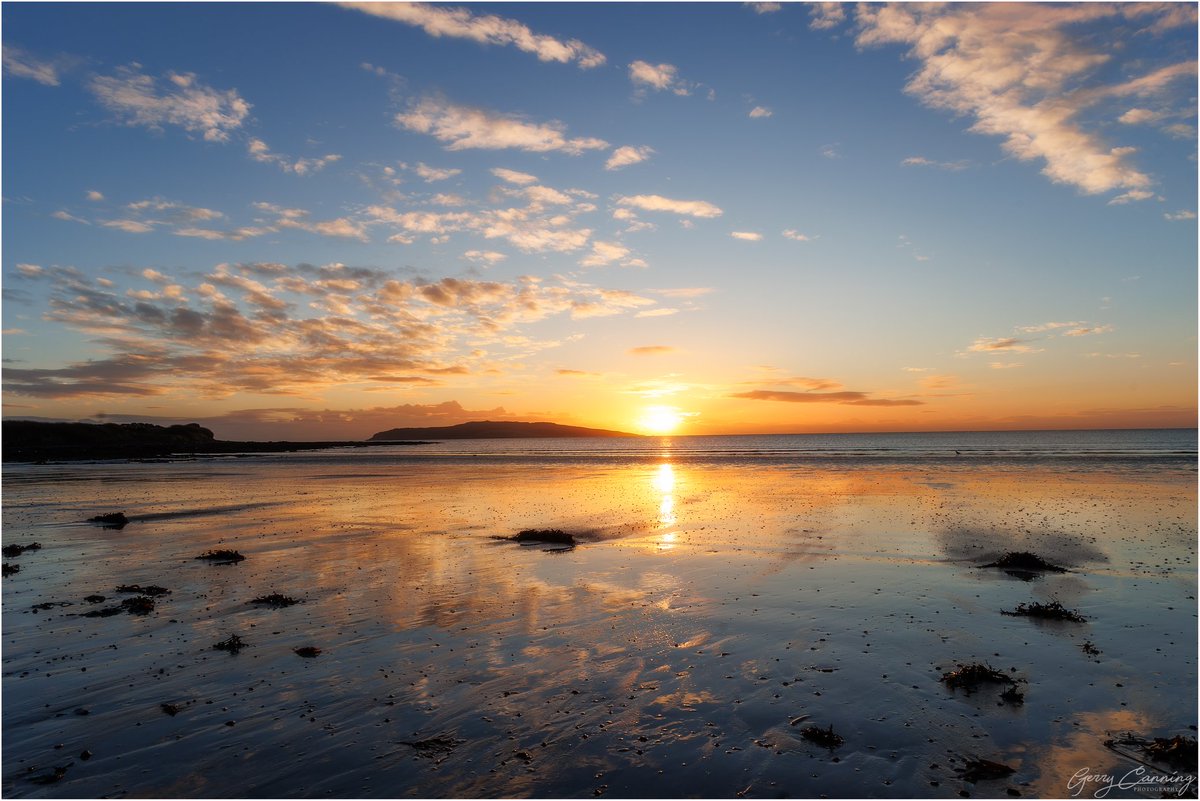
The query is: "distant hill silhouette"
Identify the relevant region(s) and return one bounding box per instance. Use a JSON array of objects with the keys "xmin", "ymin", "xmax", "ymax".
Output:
[
  {"xmin": 3, "ymin": 420, "xmax": 422, "ymax": 462},
  {"xmin": 370, "ymin": 420, "xmax": 636, "ymax": 440}
]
